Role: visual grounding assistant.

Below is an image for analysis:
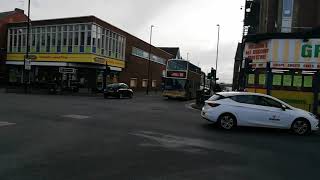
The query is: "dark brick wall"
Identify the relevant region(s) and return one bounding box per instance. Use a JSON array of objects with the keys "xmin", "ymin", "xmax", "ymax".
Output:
[{"xmin": 0, "ymin": 10, "xmax": 28, "ymax": 86}]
